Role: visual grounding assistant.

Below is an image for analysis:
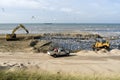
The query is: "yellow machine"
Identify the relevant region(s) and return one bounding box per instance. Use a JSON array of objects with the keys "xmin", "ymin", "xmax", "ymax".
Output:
[
  {"xmin": 92, "ymin": 39, "xmax": 110, "ymax": 51},
  {"xmin": 6, "ymin": 24, "xmax": 29, "ymax": 41}
]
